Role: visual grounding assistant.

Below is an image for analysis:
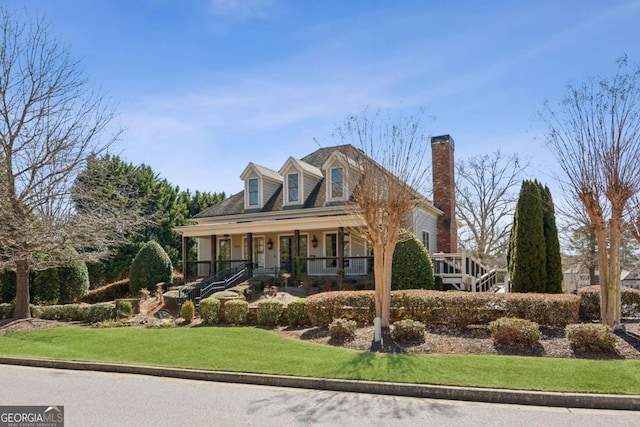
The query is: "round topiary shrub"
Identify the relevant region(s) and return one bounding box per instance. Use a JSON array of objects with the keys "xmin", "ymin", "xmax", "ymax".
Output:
[
  {"xmin": 129, "ymin": 240, "xmax": 173, "ymax": 295},
  {"xmin": 391, "ymin": 229, "xmax": 435, "ymax": 290},
  {"xmin": 391, "ymin": 319, "xmax": 426, "ymax": 342},
  {"xmin": 257, "ymin": 299, "xmax": 284, "ymax": 326},
  {"xmin": 199, "ymin": 297, "xmax": 221, "ymax": 325},
  {"xmin": 224, "ymin": 299, "xmax": 249, "ymax": 325},
  {"xmin": 489, "ymin": 317, "xmax": 541, "ymax": 347},
  {"xmin": 329, "ymin": 318, "xmax": 357, "ymax": 341},
  {"xmin": 287, "ymin": 298, "xmax": 309, "ymax": 327},
  {"xmin": 180, "ymin": 300, "xmax": 195, "ymax": 323},
  {"xmin": 565, "ymin": 323, "xmax": 617, "ymax": 353}
]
